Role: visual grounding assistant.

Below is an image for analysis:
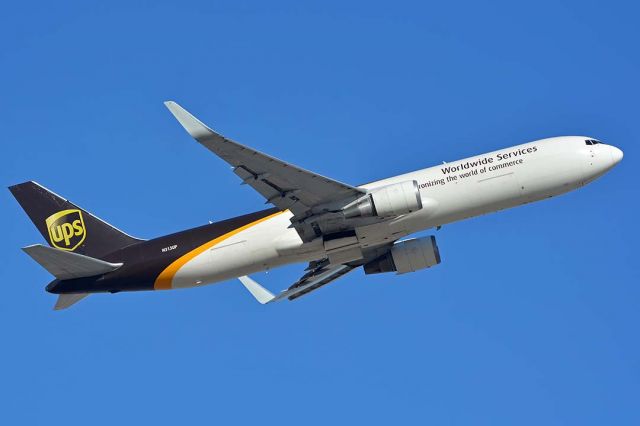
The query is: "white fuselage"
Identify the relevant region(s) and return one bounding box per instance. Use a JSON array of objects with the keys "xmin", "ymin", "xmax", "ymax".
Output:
[{"xmin": 169, "ymin": 136, "xmax": 622, "ymax": 289}]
